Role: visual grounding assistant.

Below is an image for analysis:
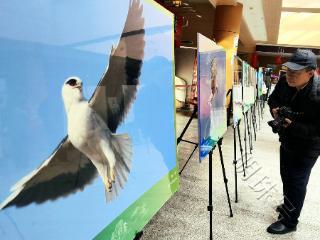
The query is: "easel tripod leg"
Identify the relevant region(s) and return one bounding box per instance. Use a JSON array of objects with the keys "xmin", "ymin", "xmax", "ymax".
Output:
[
  {"xmin": 233, "ymin": 126, "xmax": 238, "ymax": 203},
  {"xmin": 243, "ymin": 112, "xmax": 248, "ymax": 168},
  {"xmin": 218, "ymin": 139, "xmax": 233, "ymax": 217},
  {"xmin": 208, "ymin": 150, "xmax": 213, "ymax": 240},
  {"xmin": 237, "ymin": 123, "xmax": 246, "ymax": 177}
]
